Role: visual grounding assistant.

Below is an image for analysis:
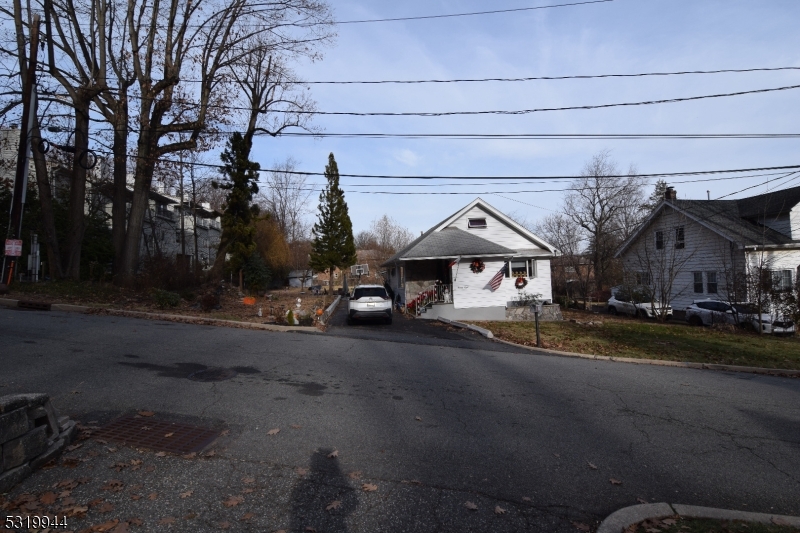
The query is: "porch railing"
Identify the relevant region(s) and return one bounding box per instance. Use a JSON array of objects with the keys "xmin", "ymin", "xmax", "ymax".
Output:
[{"xmin": 411, "ymin": 282, "xmax": 453, "ymax": 316}]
